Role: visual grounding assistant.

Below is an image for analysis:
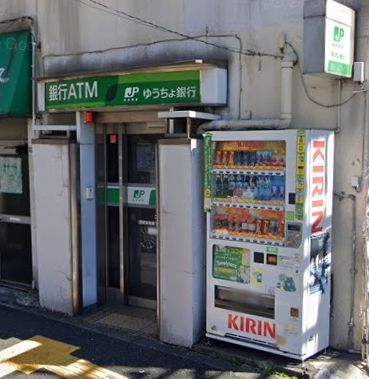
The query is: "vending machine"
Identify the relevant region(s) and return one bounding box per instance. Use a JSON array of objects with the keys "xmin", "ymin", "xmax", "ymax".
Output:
[{"xmin": 204, "ymin": 129, "xmax": 334, "ymax": 360}]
